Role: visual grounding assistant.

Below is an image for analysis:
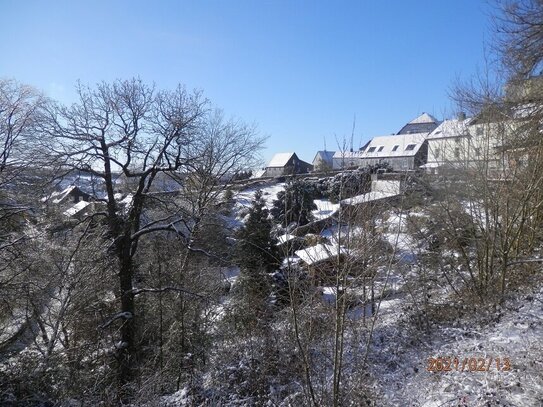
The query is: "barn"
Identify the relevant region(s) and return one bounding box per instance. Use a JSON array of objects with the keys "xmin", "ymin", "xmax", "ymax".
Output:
[{"xmin": 263, "ymin": 152, "xmax": 313, "ymax": 177}]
